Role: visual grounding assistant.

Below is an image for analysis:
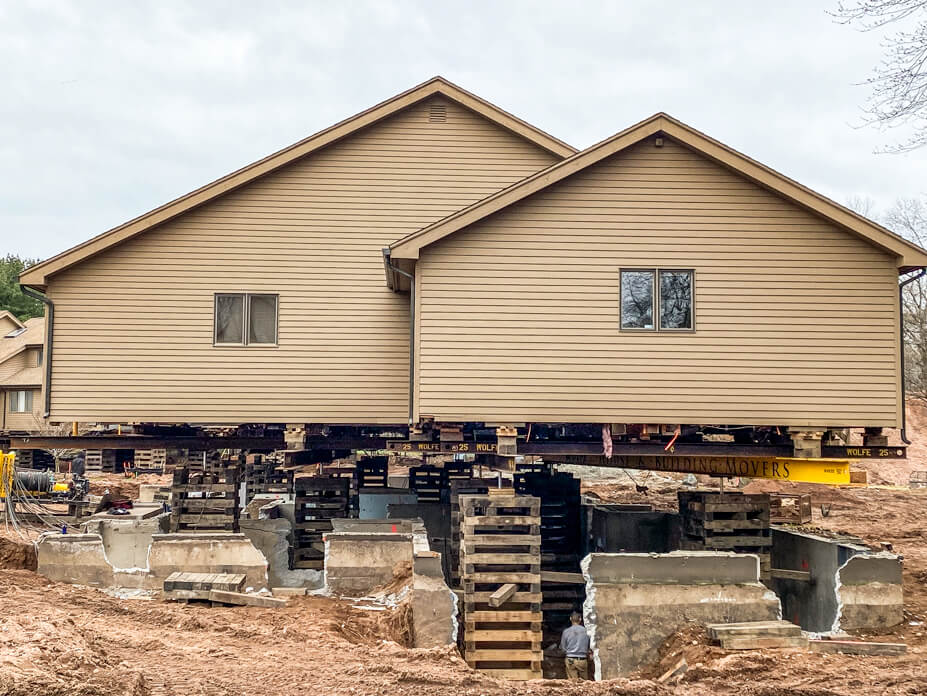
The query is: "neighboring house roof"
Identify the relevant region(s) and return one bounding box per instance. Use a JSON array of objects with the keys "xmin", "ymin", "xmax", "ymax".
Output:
[
  {"xmin": 0, "ymin": 316, "xmax": 44, "ymax": 366},
  {"xmin": 0, "ymin": 311, "xmax": 25, "ymax": 332},
  {"xmin": 3, "ymin": 366, "xmax": 42, "ymax": 388},
  {"xmin": 19, "ymin": 77, "xmax": 575, "ymax": 290},
  {"xmin": 389, "ymin": 113, "xmax": 927, "ymax": 270}
]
